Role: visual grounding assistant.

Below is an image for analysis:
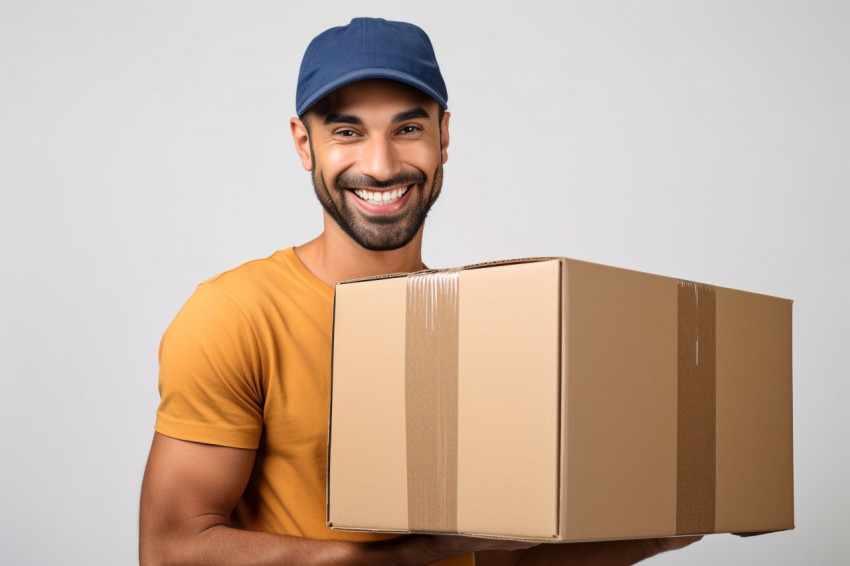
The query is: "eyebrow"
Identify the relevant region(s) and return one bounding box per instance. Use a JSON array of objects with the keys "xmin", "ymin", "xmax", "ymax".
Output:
[
  {"xmin": 322, "ymin": 107, "xmax": 430, "ymax": 126},
  {"xmin": 323, "ymin": 113, "xmax": 362, "ymax": 126},
  {"xmin": 392, "ymin": 107, "xmax": 430, "ymax": 122}
]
